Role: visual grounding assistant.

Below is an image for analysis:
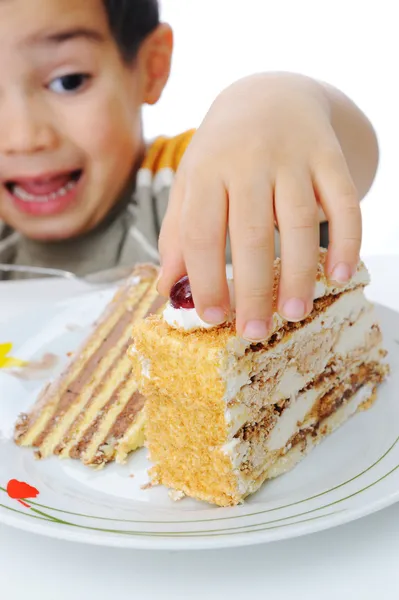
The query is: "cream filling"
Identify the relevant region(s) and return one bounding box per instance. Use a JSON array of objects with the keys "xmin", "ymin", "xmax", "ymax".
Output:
[
  {"xmin": 245, "ymin": 383, "xmax": 376, "ymax": 494},
  {"xmin": 267, "ymin": 305, "xmax": 378, "ymax": 404},
  {"xmin": 82, "ymin": 373, "xmax": 142, "ymax": 464},
  {"xmin": 222, "ymin": 345, "xmax": 384, "ymax": 469},
  {"xmin": 221, "ymin": 289, "xmax": 373, "ymax": 407},
  {"xmin": 56, "ymin": 354, "xmax": 134, "ymax": 458},
  {"xmin": 276, "ymin": 346, "xmax": 383, "ymax": 451},
  {"xmin": 334, "ymin": 308, "xmax": 377, "ymax": 355},
  {"xmin": 266, "ymin": 386, "xmax": 320, "ymax": 452},
  {"xmin": 225, "ymin": 403, "xmax": 252, "ymax": 436},
  {"xmin": 115, "ymin": 410, "xmax": 146, "ymax": 465}
]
